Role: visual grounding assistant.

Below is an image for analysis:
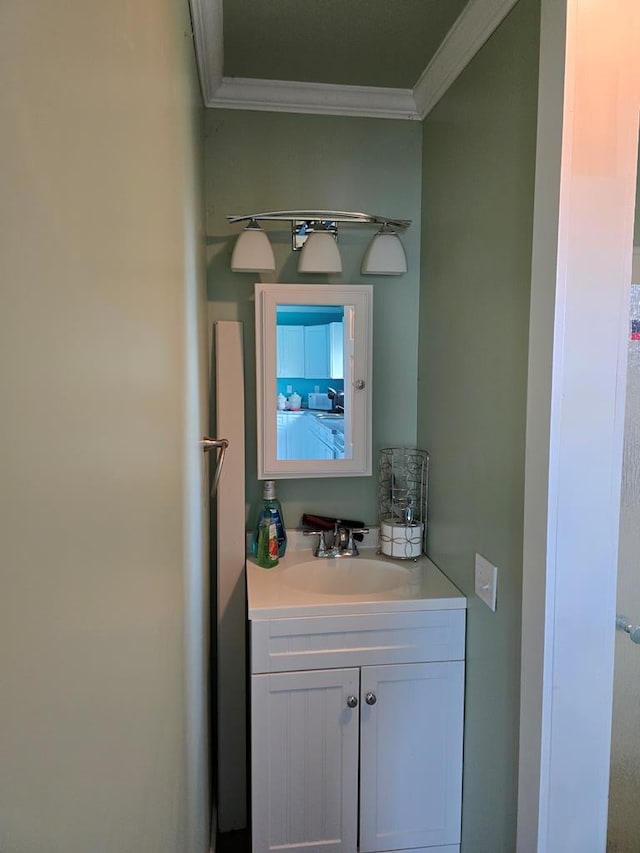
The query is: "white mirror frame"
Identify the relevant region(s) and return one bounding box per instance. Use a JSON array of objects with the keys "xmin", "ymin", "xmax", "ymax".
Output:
[{"xmin": 255, "ymin": 283, "xmax": 373, "ymax": 479}]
